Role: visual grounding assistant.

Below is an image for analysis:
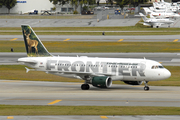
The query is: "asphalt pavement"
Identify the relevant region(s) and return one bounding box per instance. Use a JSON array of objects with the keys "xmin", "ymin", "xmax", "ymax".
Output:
[
  {"xmin": 0, "ymin": 115, "xmax": 180, "ymax": 120},
  {"xmin": 0, "ymin": 18, "xmax": 140, "ymax": 27},
  {"xmin": 1, "ymin": 80, "xmax": 180, "ymax": 107},
  {"xmin": 0, "ymin": 35, "xmax": 180, "ymax": 42}
]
